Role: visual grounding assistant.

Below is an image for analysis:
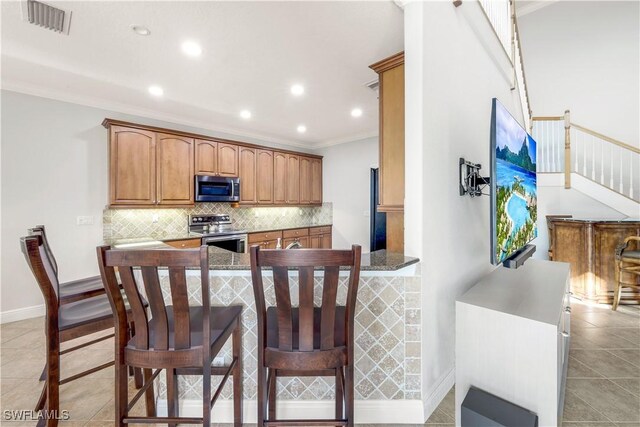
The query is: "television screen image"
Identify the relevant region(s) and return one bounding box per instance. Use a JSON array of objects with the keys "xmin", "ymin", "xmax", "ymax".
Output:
[{"xmin": 490, "ymin": 98, "xmax": 538, "ymax": 265}]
